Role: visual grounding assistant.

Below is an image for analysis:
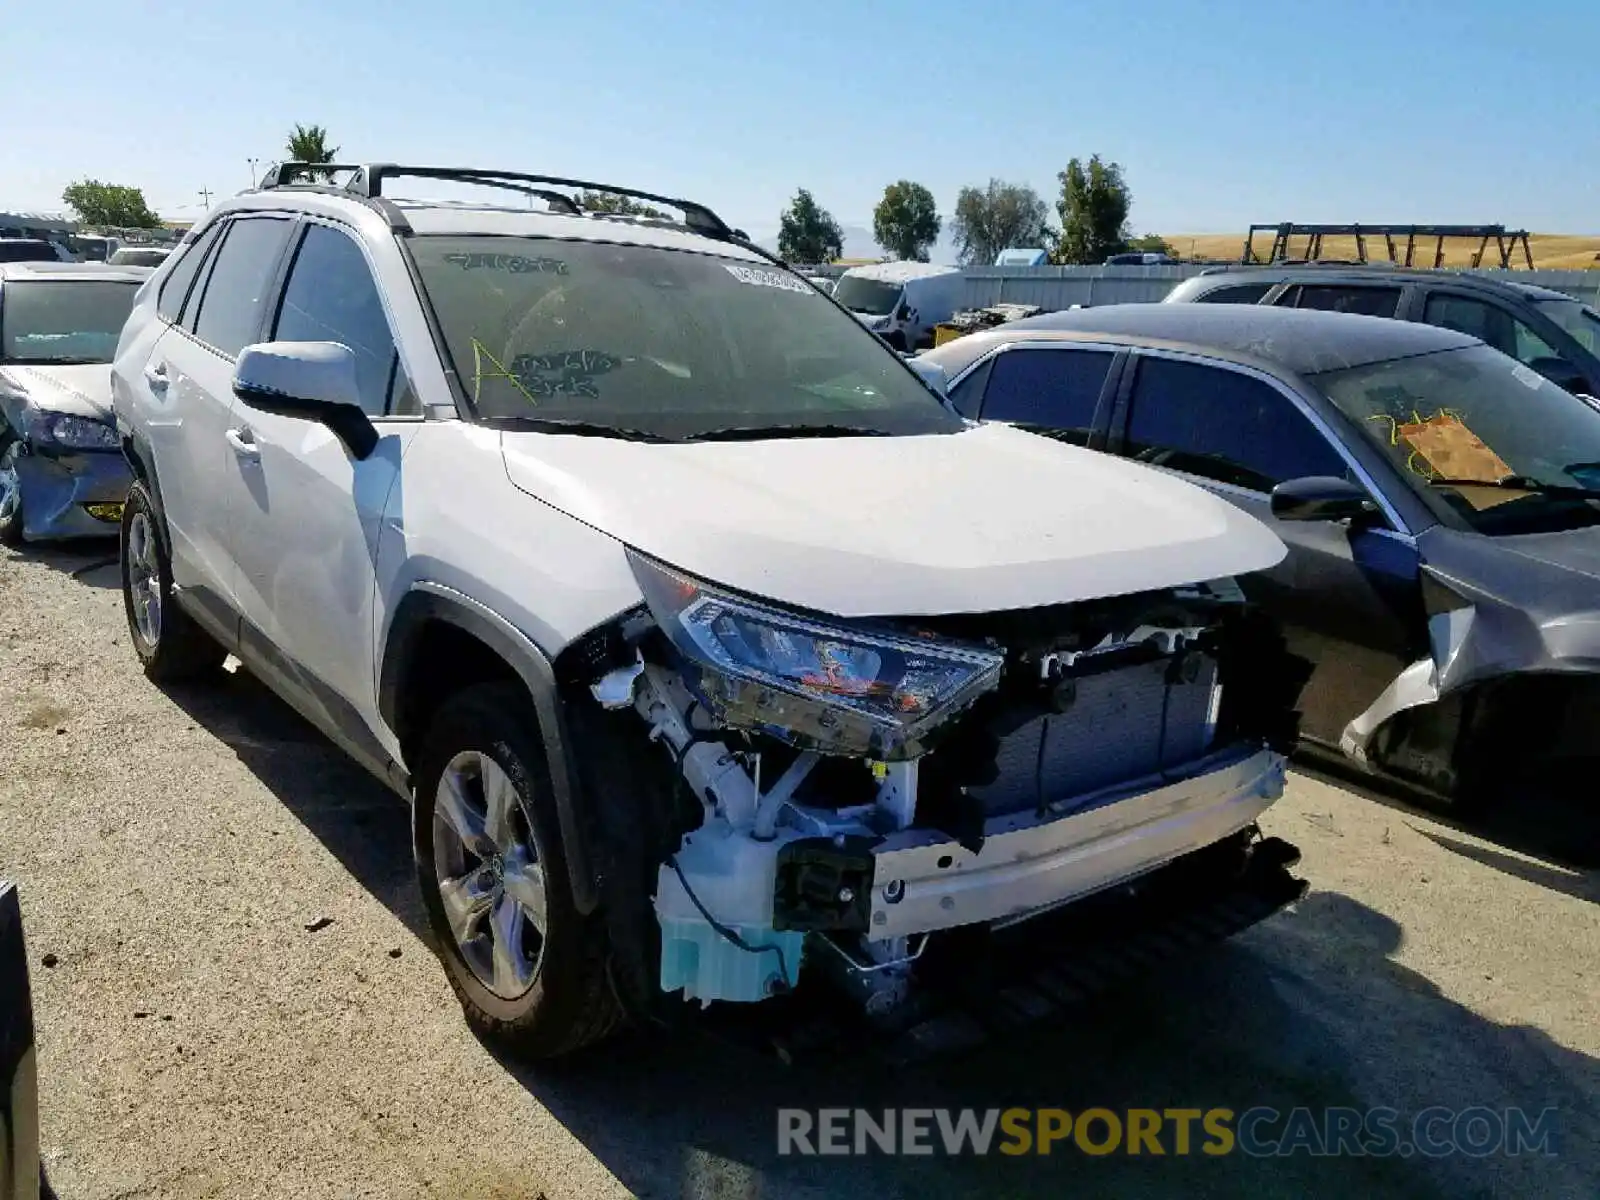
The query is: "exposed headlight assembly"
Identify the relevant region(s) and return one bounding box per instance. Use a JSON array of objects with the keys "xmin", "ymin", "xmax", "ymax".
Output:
[
  {"xmin": 35, "ymin": 413, "xmax": 120, "ymax": 451},
  {"xmin": 628, "ymin": 550, "xmax": 1003, "ymax": 759}
]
